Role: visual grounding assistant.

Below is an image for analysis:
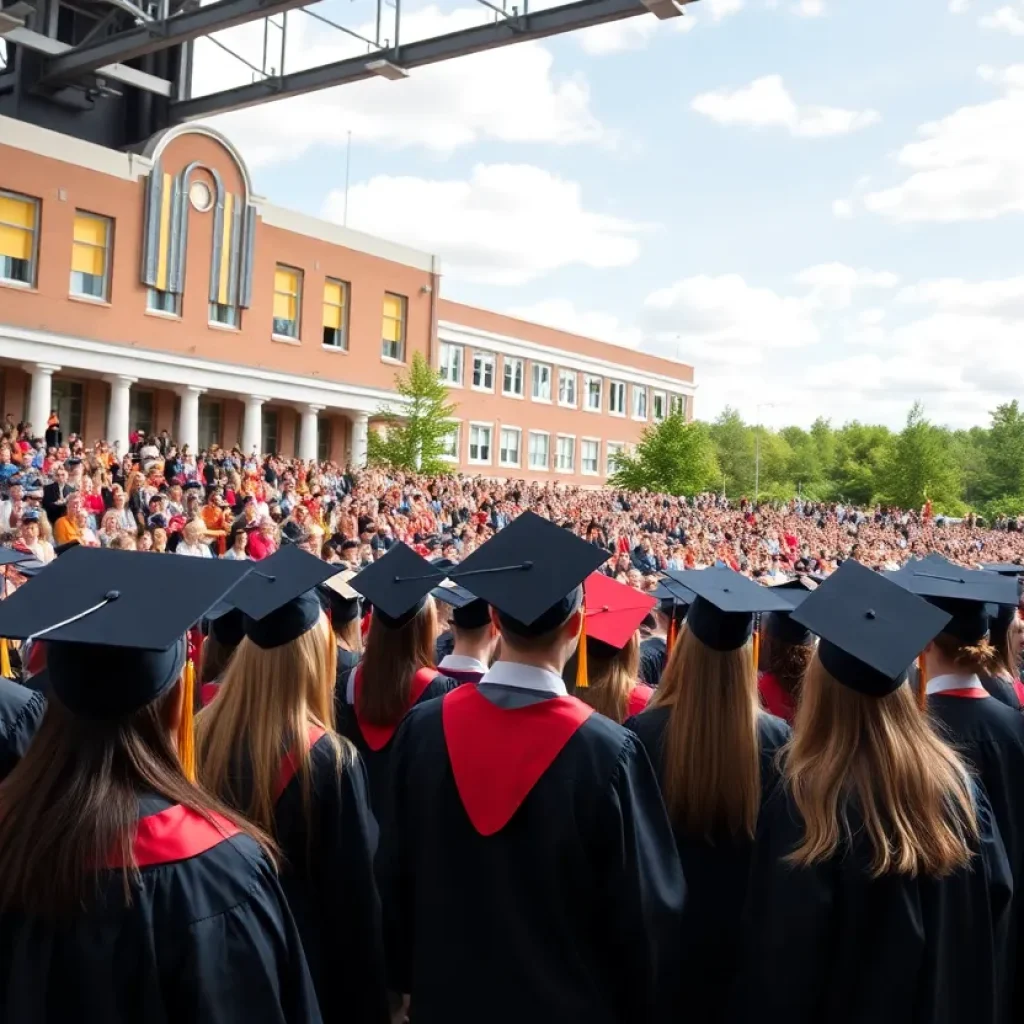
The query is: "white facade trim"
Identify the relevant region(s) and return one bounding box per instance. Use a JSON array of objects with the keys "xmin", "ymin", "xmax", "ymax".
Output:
[
  {"xmin": 0, "ymin": 324, "xmax": 402, "ymax": 416},
  {"xmin": 439, "ymin": 320, "xmax": 696, "ymax": 397}
]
